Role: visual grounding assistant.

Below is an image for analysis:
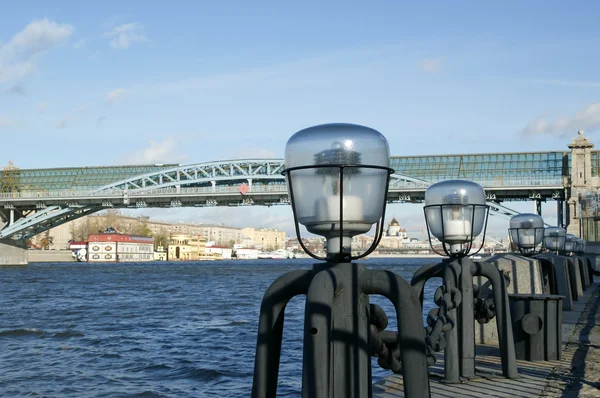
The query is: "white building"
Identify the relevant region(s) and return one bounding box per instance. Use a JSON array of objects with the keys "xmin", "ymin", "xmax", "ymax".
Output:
[
  {"xmin": 206, "ymin": 246, "xmax": 233, "ymax": 259},
  {"xmin": 235, "ymin": 248, "xmax": 259, "ymax": 259}
]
